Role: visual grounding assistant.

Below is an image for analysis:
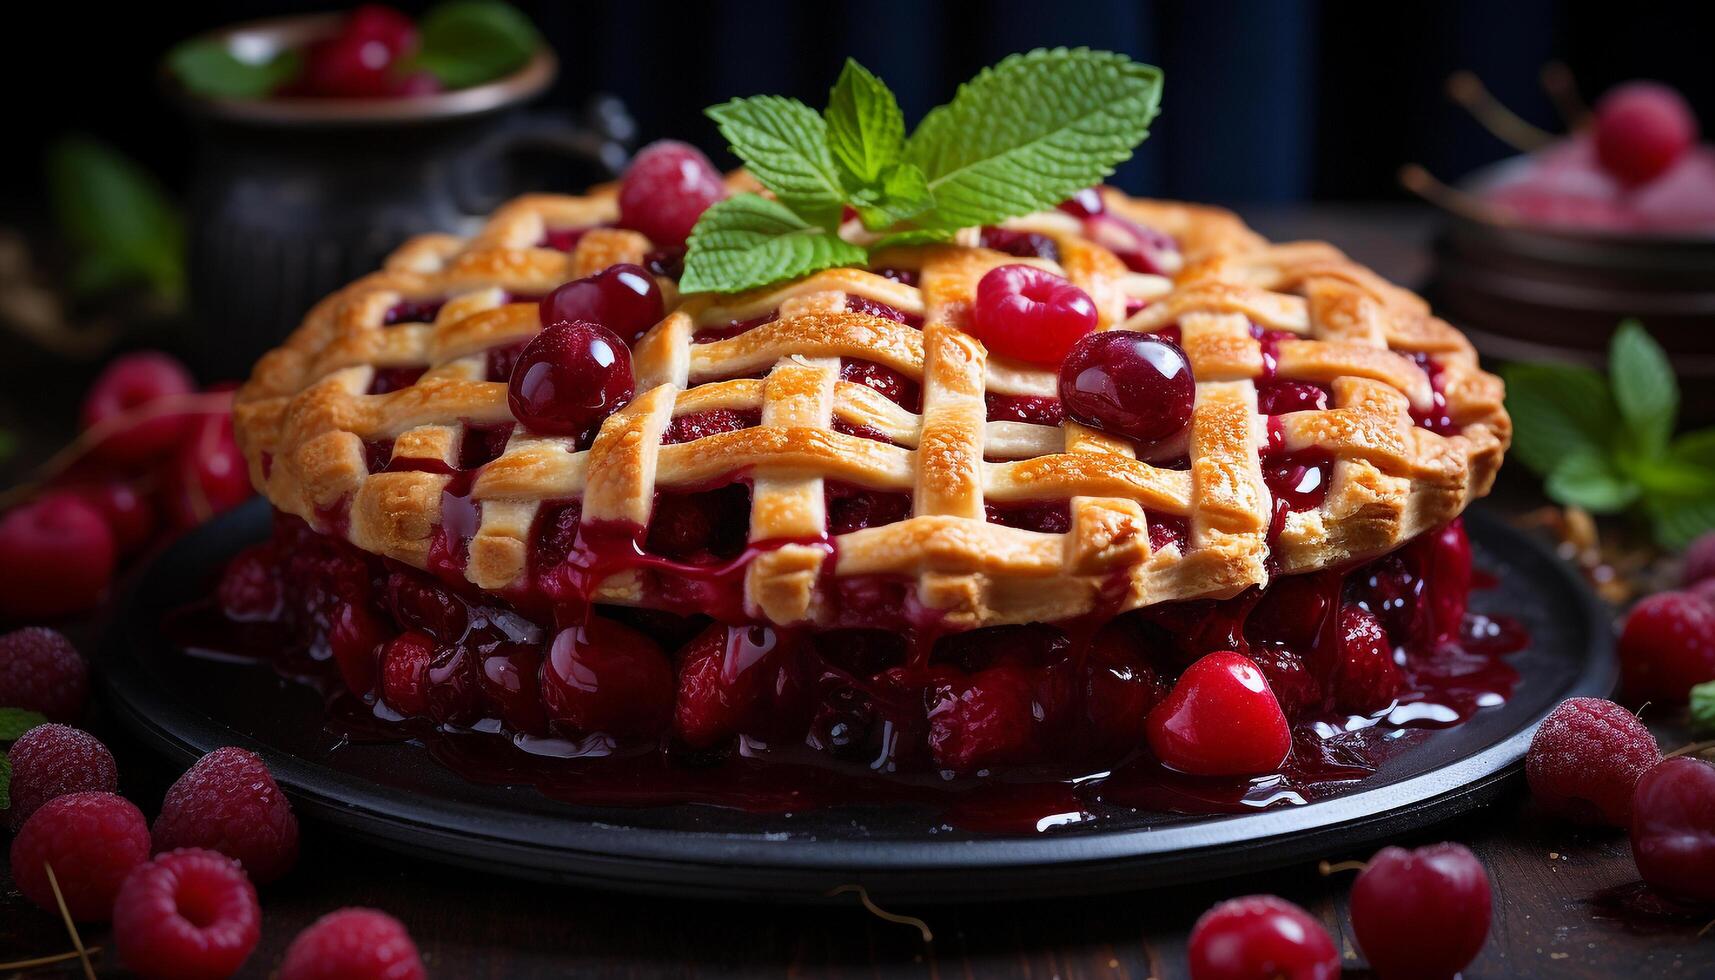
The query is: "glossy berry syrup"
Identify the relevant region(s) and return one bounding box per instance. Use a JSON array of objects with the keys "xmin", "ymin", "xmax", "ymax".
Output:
[{"xmin": 169, "ymin": 512, "xmax": 1526, "ymax": 832}]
